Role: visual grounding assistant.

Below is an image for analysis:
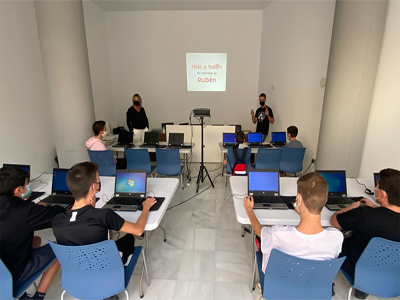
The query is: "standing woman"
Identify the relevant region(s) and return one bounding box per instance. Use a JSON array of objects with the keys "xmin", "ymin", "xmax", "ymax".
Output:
[{"xmin": 126, "ymin": 94, "xmax": 149, "ymax": 132}]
